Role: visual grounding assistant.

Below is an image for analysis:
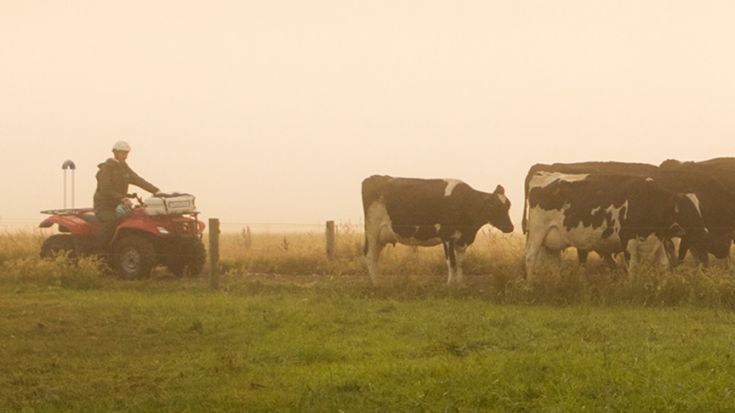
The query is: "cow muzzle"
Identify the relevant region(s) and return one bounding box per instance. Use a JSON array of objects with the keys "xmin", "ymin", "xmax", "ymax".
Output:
[
  {"xmin": 669, "ymin": 223, "xmax": 686, "ymax": 237},
  {"xmin": 498, "ymin": 224, "xmax": 514, "ymax": 234}
]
